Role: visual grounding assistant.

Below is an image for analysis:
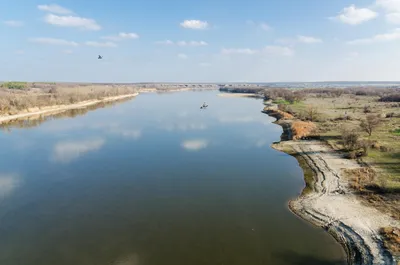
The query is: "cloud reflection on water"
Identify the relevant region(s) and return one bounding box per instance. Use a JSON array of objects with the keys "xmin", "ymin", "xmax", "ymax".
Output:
[
  {"xmin": 52, "ymin": 138, "xmax": 105, "ymax": 163},
  {"xmin": 0, "ymin": 173, "xmax": 21, "ymax": 199},
  {"xmin": 181, "ymin": 139, "xmax": 209, "ymax": 151}
]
